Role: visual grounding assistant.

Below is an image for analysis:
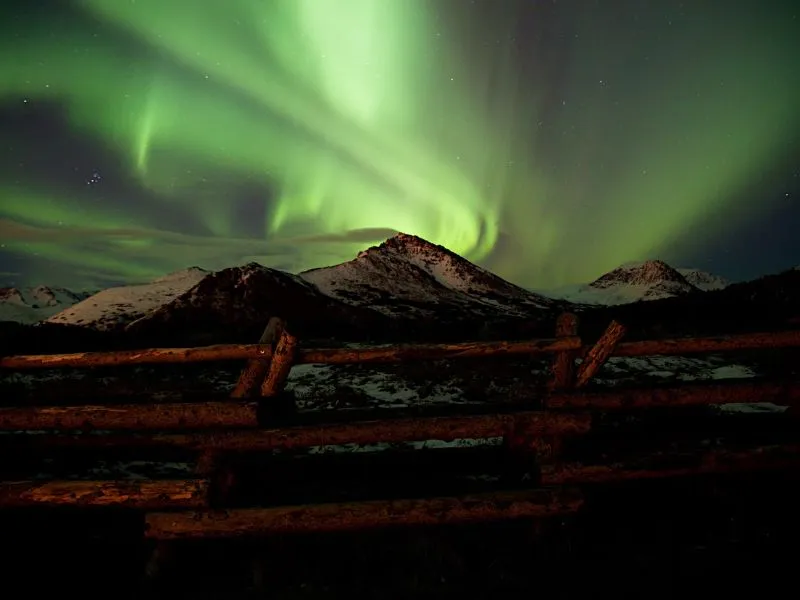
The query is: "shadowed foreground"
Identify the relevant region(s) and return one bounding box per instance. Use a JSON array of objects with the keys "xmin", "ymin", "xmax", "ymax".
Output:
[{"xmin": 2, "ymin": 471, "xmax": 797, "ymax": 599}]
